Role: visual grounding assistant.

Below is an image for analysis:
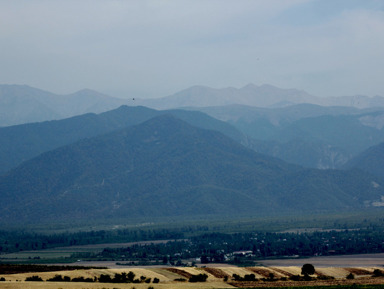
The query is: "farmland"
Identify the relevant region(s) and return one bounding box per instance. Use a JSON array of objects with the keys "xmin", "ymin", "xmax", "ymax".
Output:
[{"xmin": 2, "ymin": 264, "xmax": 384, "ymax": 289}]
